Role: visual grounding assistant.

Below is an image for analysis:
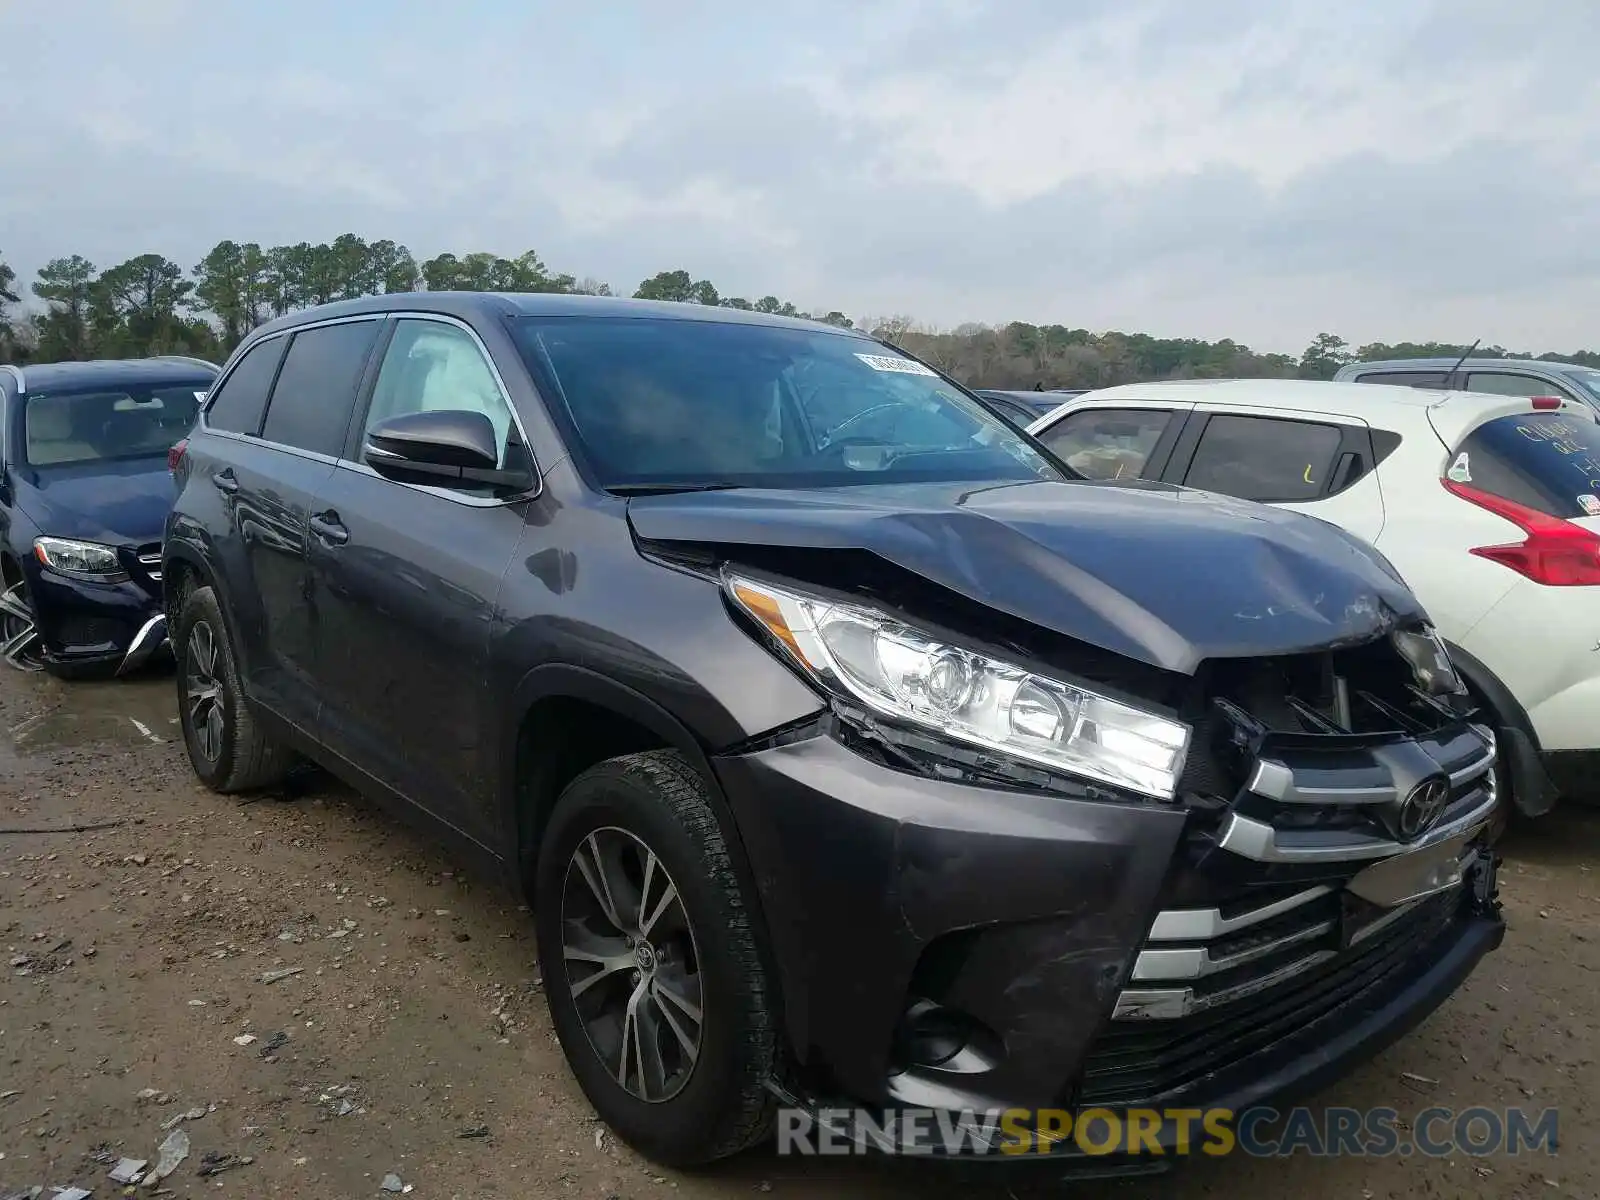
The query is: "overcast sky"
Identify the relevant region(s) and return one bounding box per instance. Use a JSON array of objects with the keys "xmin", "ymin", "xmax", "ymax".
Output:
[{"xmin": 2, "ymin": 0, "xmax": 1597, "ymax": 354}]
